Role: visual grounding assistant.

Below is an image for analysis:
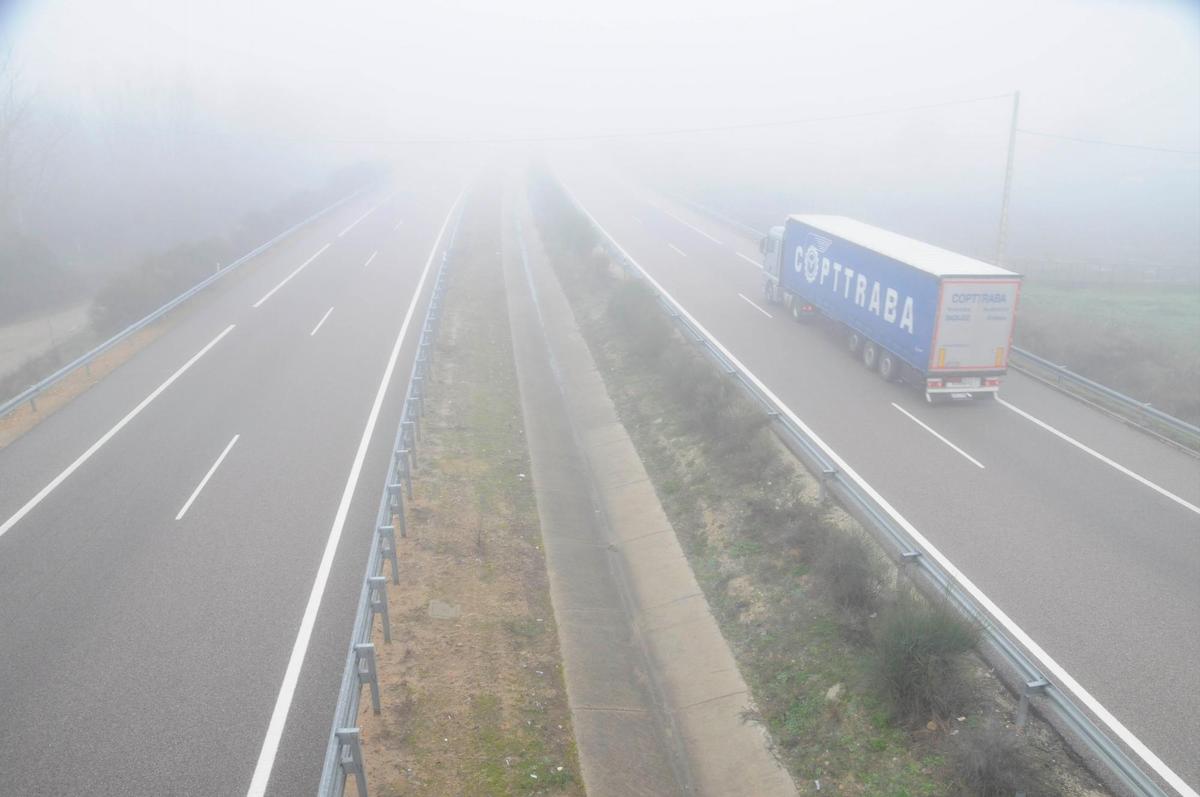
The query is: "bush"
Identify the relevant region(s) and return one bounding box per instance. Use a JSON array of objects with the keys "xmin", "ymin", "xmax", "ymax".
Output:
[
  {"xmin": 815, "ymin": 530, "xmax": 885, "ymax": 615},
  {"xmin": 874, "ymin": 590, "xmax": 980, "ymax": 723},
  {"xmin": 90, "ymin": 238, "xmax": 227, "ymax": 336},
  {"xmin": 606, "ymin": 280, "xmax": 671, "ymax": 363},
  {"xmin": 949, "ymin": 722, "xmax": 1055, "ymax": 796}
]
